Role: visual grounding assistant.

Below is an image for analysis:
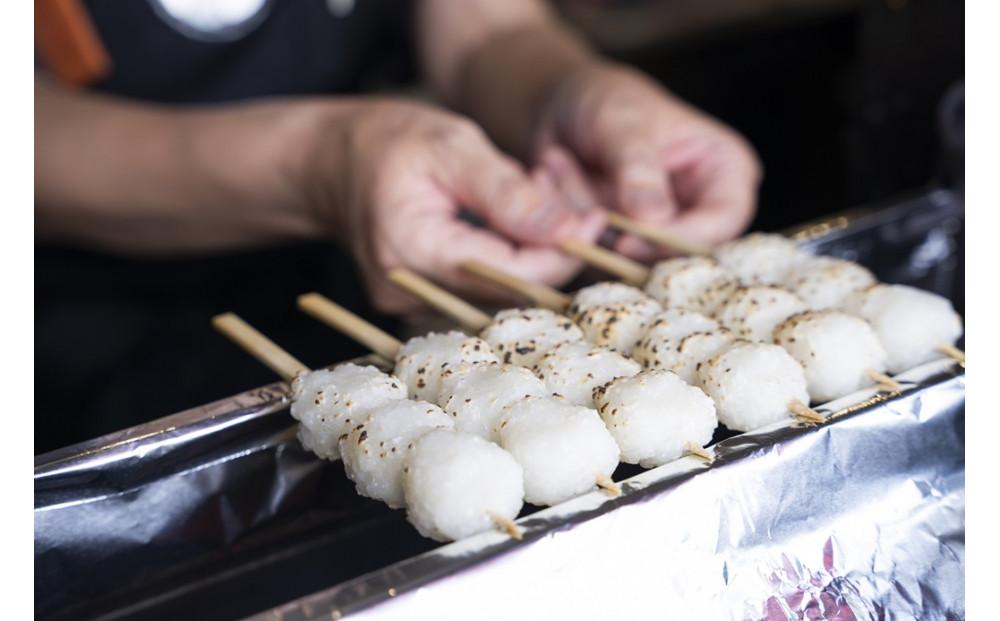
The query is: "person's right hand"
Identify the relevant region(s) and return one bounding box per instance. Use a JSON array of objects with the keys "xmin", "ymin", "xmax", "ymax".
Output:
[{"xmin": 304, "ymin": 99, "xmax": 605, "ymax": 313}]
